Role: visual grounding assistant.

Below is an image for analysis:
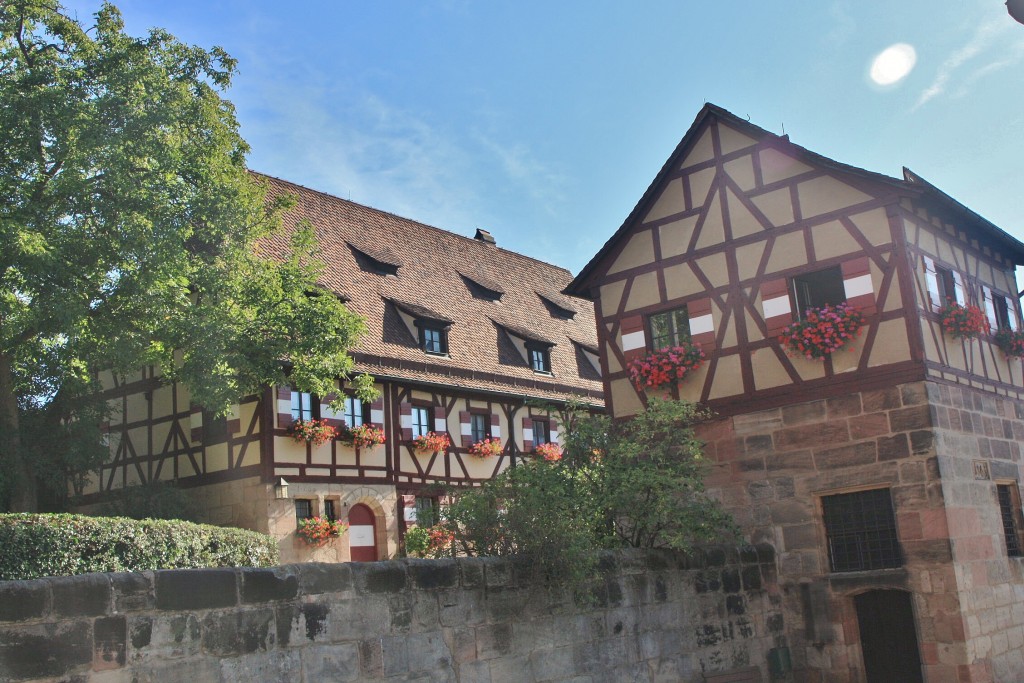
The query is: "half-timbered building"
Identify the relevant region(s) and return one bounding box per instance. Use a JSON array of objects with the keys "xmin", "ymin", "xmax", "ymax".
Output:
[
  {"xmin": 85, "ymin": 174, "xmax": 603, "ymax": 564},
  {"xmin": 567, "ymin": 103, "xmax": 1024, "ymax": 682}
]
